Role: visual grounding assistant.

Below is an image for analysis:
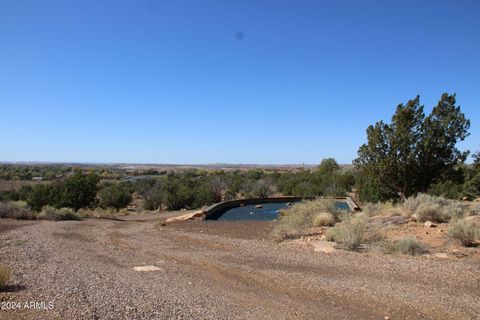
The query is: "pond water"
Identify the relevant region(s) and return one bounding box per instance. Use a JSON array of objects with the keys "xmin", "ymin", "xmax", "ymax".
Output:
[{"xmin": 207, "ymin": 201, "xmax": 350, "ymax": 221}]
